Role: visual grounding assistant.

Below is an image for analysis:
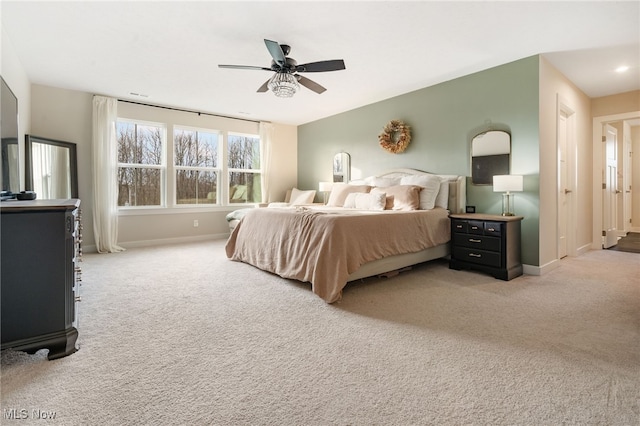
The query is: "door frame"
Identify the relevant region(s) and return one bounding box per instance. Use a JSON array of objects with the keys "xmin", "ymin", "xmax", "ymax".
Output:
[
  {"xmin": 592, "ymin": 110, "xmax": 640, "ymax": 249},
  {"xmin": 557, "ymin": 95, "xmax": 577, "ymax": 257}
]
